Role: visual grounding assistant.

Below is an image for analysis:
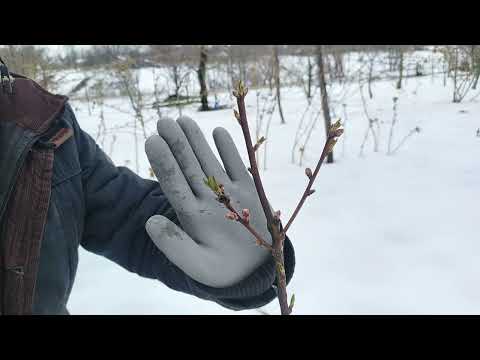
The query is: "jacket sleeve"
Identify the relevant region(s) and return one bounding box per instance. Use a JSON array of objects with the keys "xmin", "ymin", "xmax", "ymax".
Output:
[{"xmin": 65, "ymin": 103, "xmax": 295, "ymax": 311}]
